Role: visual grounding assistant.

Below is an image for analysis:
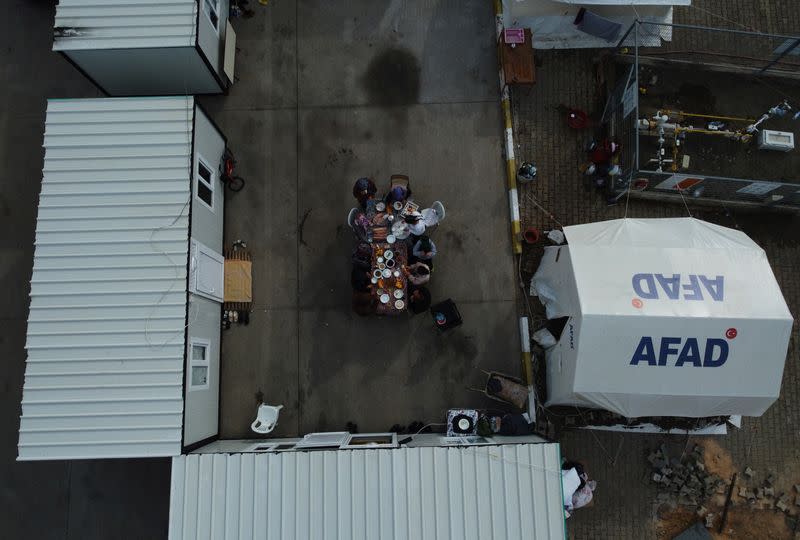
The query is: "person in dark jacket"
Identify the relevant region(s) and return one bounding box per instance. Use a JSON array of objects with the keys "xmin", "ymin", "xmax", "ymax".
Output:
[
  {"xmin": 408, "ymin": 286, "xmax": 431, "ymax": 315},
  {"xmin": 352, "ymin": 177, "xmax": 377, "ymax": 208}
]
